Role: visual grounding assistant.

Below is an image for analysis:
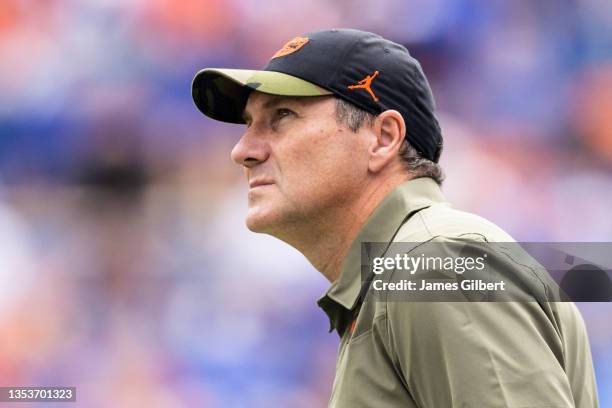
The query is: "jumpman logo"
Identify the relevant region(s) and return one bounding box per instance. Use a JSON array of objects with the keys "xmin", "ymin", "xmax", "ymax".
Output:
[{"xmin": 347, "ymin": 70, "xmax": 380, "ymax": 102}]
